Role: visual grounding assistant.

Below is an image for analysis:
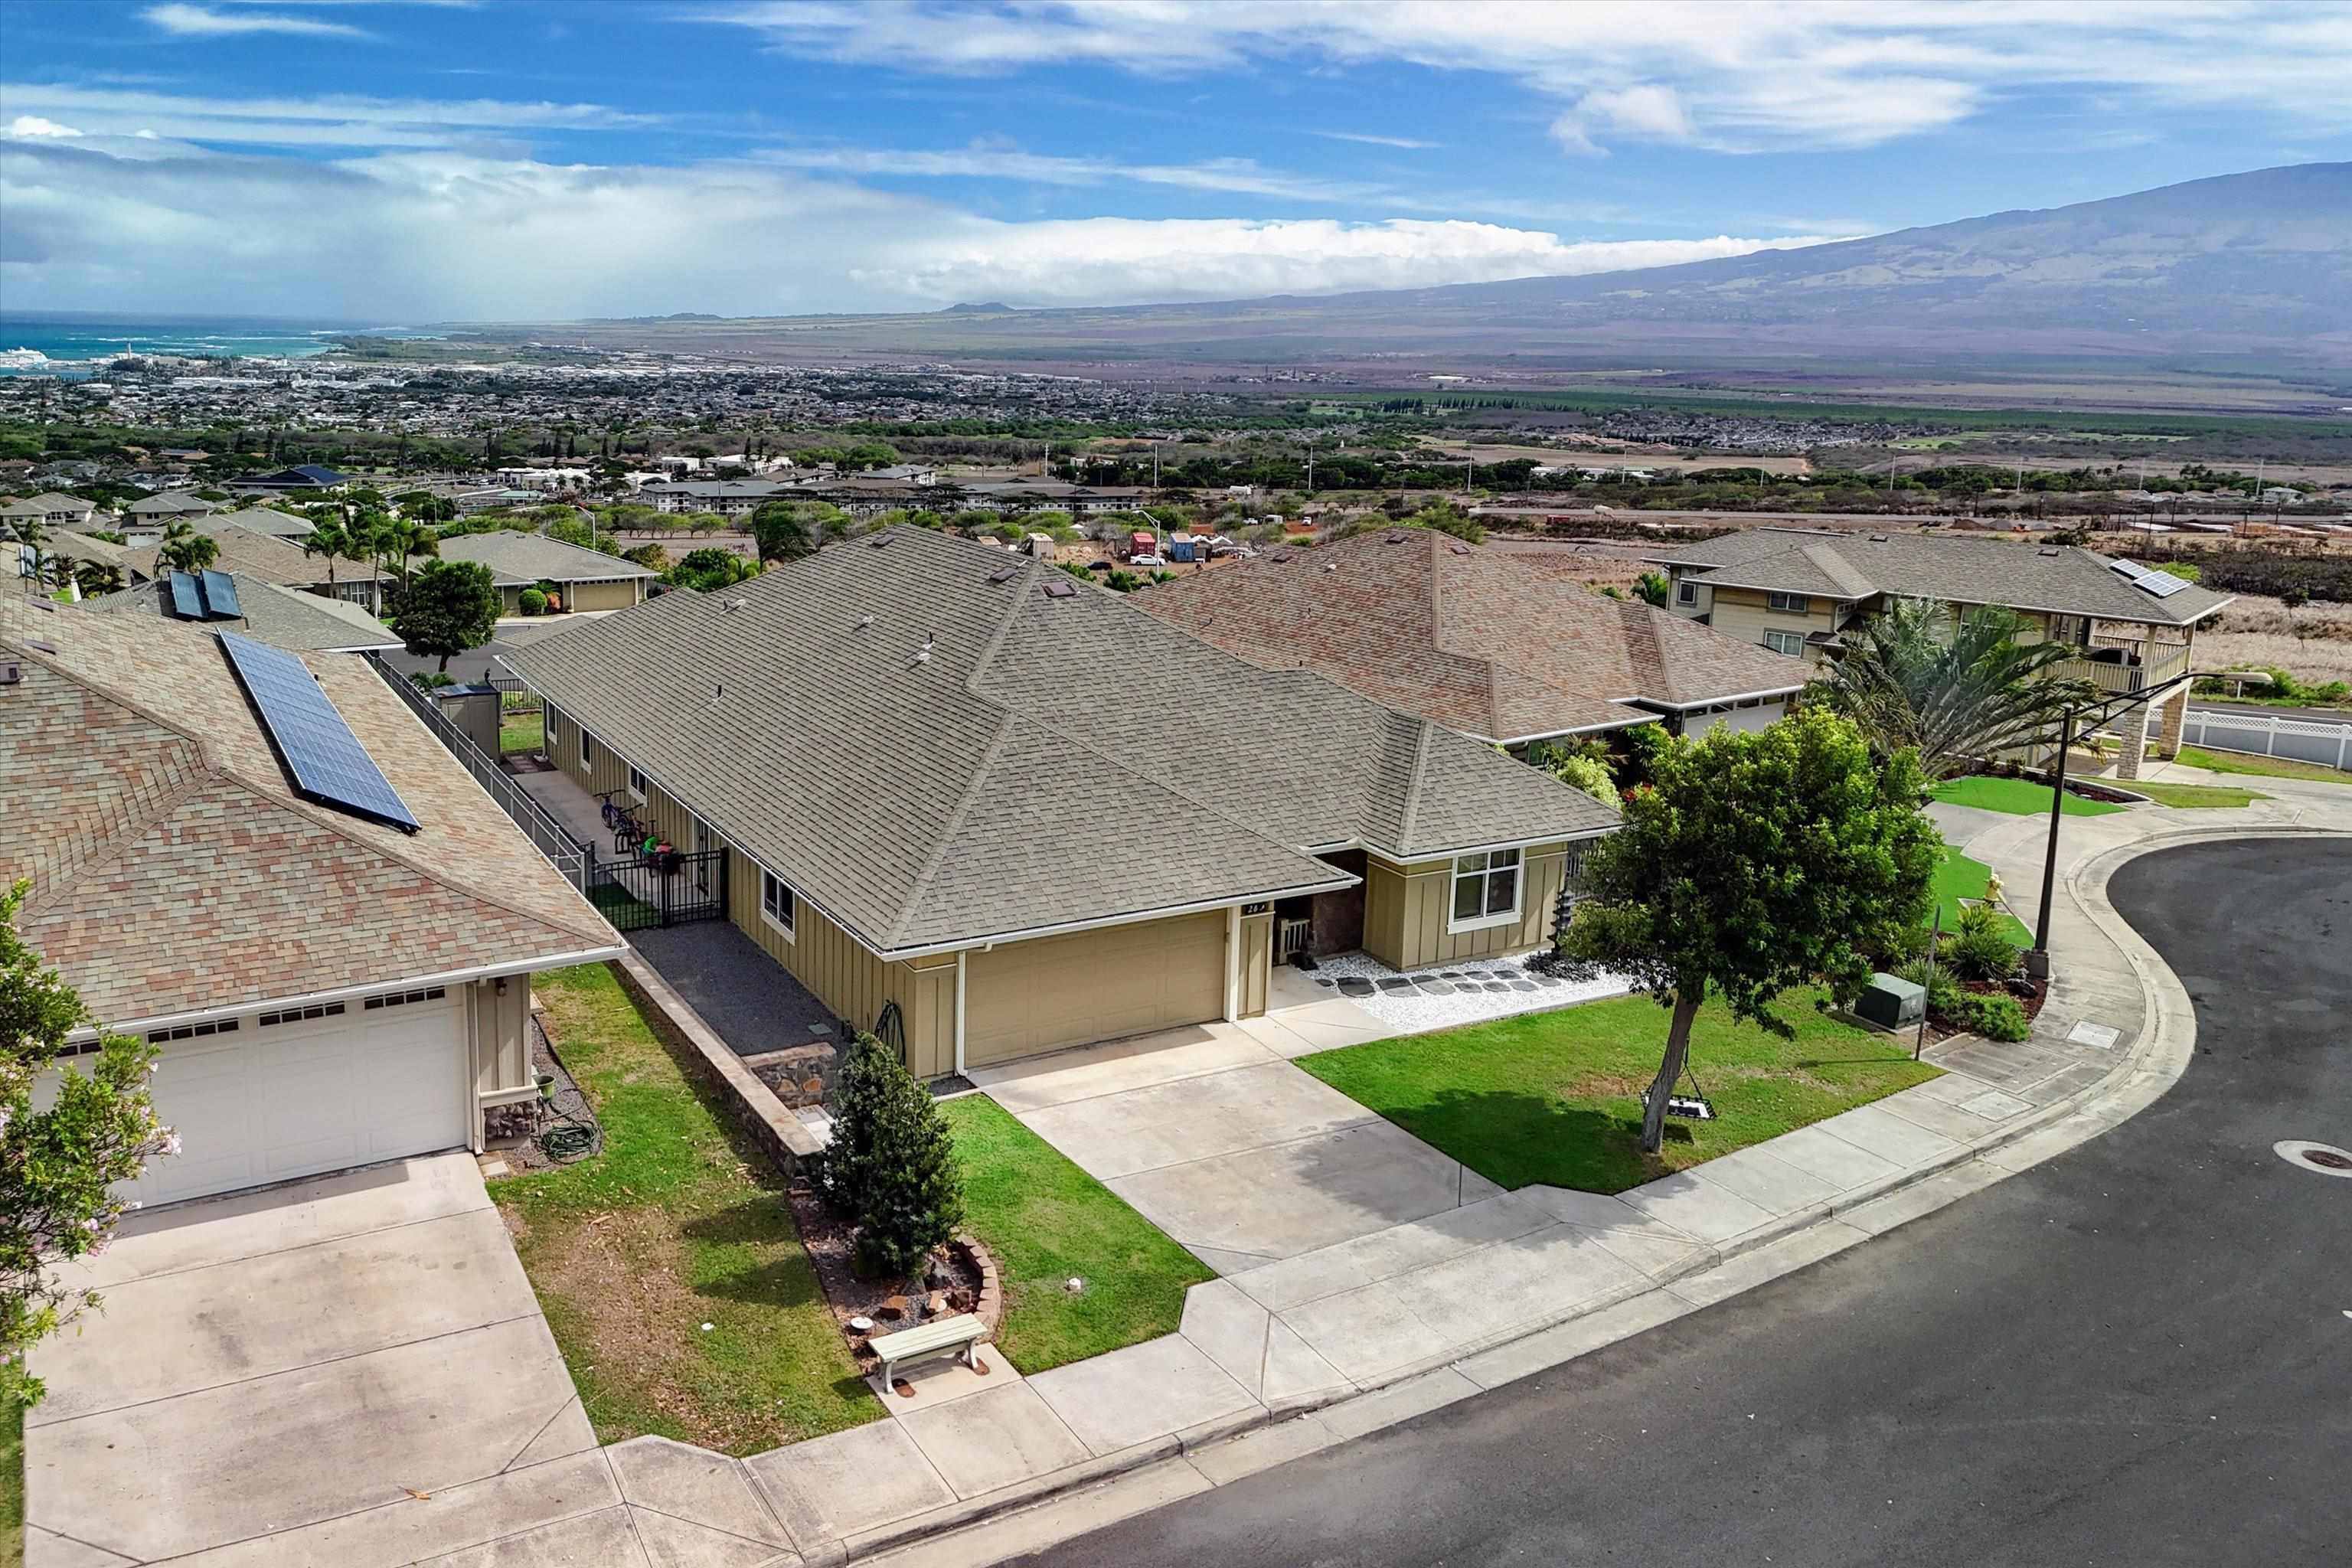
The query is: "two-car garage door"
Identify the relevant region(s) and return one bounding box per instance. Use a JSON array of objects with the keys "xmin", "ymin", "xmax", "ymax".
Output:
[
  {"xmin": 962, "ymin": 913, "xmax": 1227, "ymax": 1068},
  {"xmin": 124, "ymin": 992, "xmax": 472, "ymax": 1208}
]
